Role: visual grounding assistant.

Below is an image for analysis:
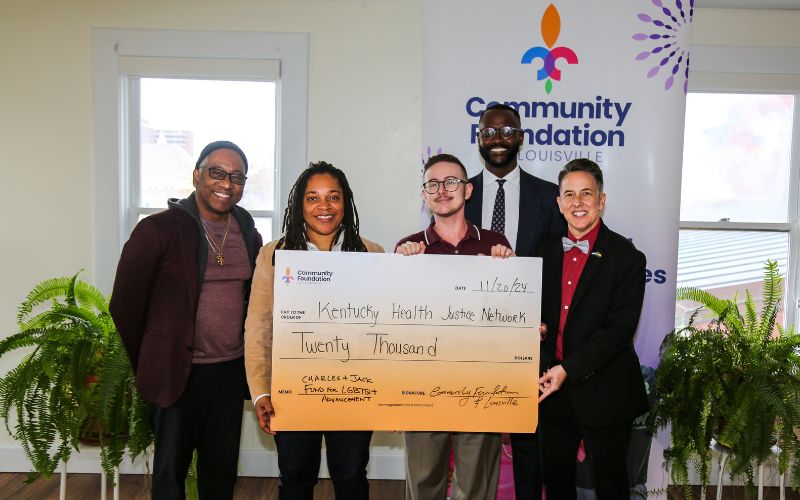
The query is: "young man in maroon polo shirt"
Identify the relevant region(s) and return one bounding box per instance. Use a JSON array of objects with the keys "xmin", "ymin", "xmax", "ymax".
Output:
[
  {"xmin": 395, "ymin": 153, "xmax": 513, "ymax": 500},
  {"xmin": 537, "ymin": 159, "xmax": 648, "ymax": 500}
]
